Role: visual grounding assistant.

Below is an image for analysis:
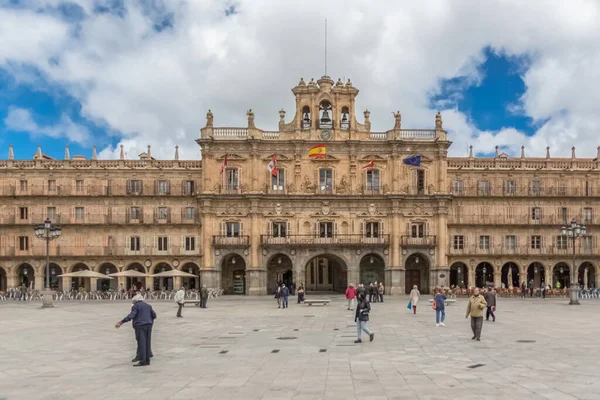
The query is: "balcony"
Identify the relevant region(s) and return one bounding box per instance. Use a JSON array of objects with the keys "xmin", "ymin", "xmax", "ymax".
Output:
[
  {"xmin": 0, "ymin": 183, "xmax": 199, "ymax": 197},
  {"xmin": 212, "ymin": 235, "xmax": 250, "ymax": 248},
  {"xmin": 448, "ymin": 245, "xmax": 597, "ymax": 256},
  {"xmin": 0, "ymin": 245, "xmax": 201, "ymax": 258},
  {"xmin": 449, "ymin": 184, "xmax": 599, "ymax": 197},
  {"xmin": 448, "ymin": 214, "xmax": 600, "ymax": 226},
  {"xmin": 401, "ymin": 235, "xmax": 437, "ymax": 247},
  {"xmin": 260, "ymin": 234, "xmax": 390, "ymax": 248}
]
